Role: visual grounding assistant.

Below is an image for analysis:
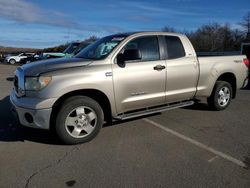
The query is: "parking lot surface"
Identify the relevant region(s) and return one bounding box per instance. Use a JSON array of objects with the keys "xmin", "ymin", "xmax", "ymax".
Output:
[{"xmin": 0, "ymin": 63, "xmax": 250, "ymax": 188}]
